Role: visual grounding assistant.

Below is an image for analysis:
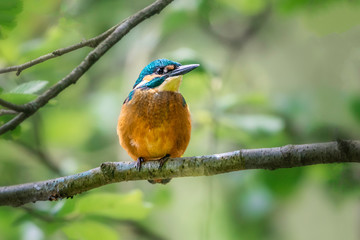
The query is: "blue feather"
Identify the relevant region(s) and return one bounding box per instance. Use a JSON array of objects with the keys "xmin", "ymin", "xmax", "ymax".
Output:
[
  {"xmin": 143, "ymin": 76, "xmax": 166, "ymax": 89},
  {"xmin": 133, "ymin": 59, "xmax": 181, "ymax": 88},
  {"xmin": 123, "ymin": 89, "xmax": 136, "ymax": 104},
  {"xmin": 125, "ymin": 75, "xmax": 167, "ymax": 104},
  {"xmin": 181, "ymin": 95, "xmax": 187, "ymax": 107}
]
